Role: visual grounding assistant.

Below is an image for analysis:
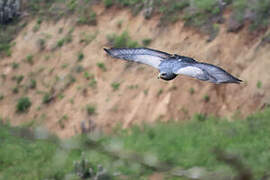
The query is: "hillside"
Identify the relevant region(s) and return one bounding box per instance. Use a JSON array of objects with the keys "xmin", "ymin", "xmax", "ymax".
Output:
[{"xmin": 1, "ymin": 4, "xmax": 270, "ymax": 137}]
